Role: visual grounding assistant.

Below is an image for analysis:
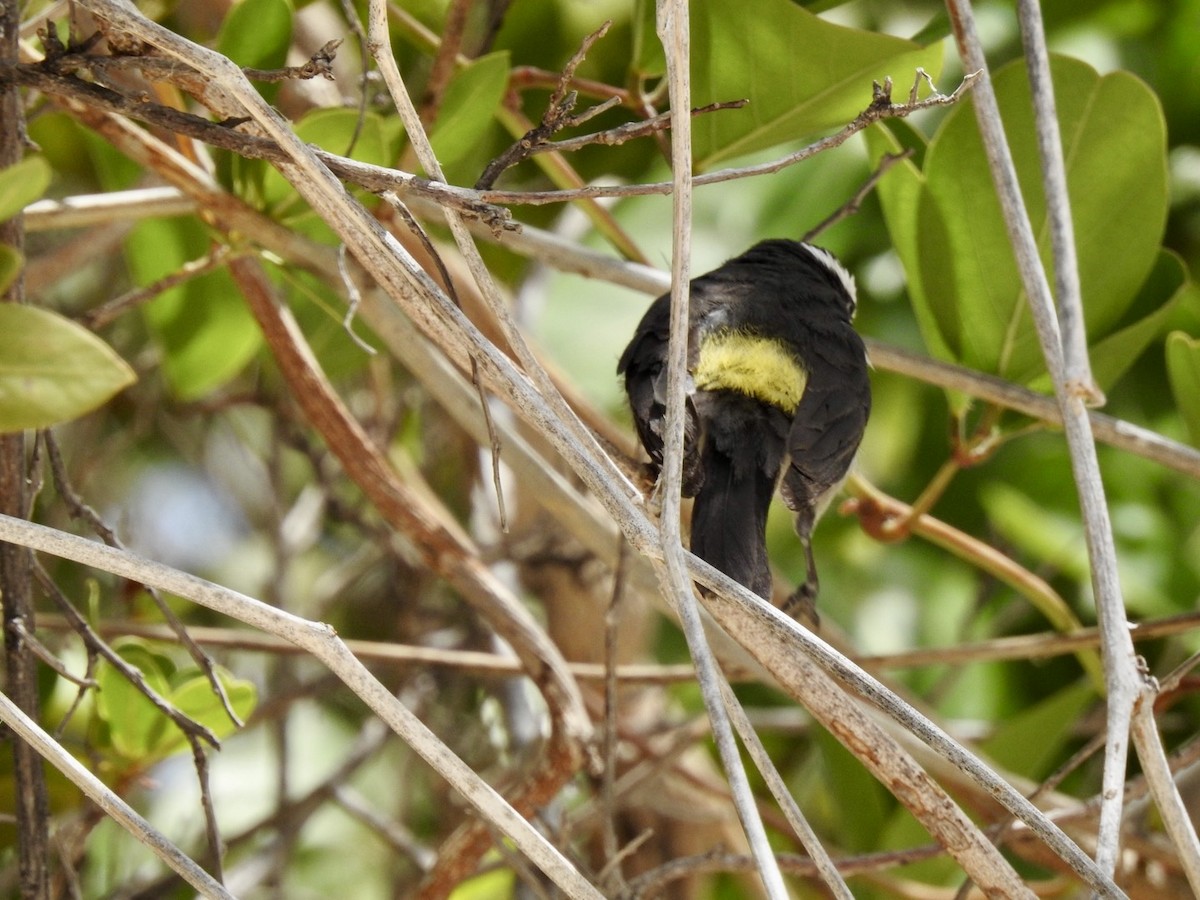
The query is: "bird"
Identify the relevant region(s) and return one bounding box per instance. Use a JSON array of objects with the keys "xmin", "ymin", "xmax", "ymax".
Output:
[{"xmin": 617, "ymin": 239, "xmax": 870, "ymax": 616}]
